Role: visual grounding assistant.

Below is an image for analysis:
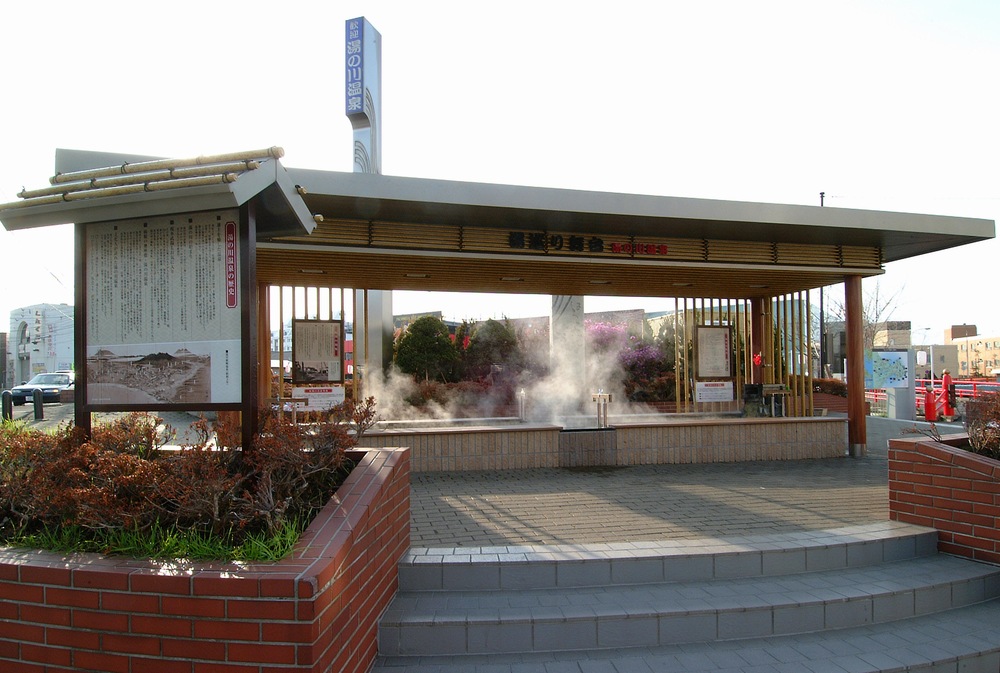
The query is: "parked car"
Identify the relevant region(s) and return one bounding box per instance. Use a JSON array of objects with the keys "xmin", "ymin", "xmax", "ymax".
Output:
[{"xmin": 10, "ymin": 372, "xmax": 75, "ymax": 405}]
